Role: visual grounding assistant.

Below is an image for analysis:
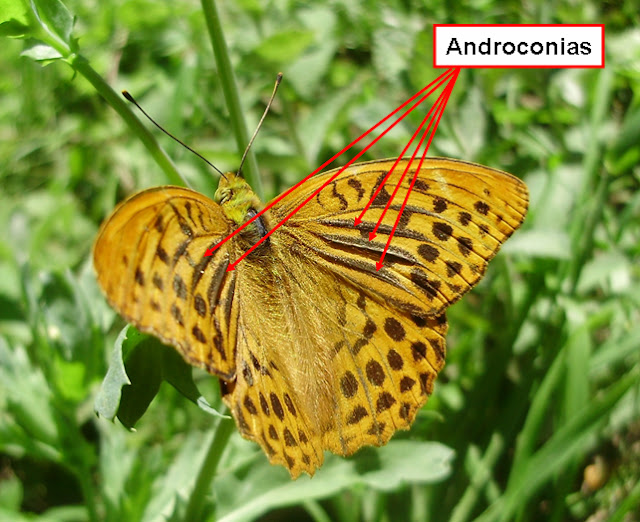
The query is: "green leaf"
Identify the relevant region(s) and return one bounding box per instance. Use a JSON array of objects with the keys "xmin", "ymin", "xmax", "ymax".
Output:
[
  {"xmin": 357, "ymin": 441, "xmax": 454, "ymax": 491},
  {"xmin": 0, "ymin": 339, "xmax": 60, "ymax": 455},
  {"xmin": 52, "ymin": 355, "xmax": 86, "ymax": 402},
  {"xmin": 94, "ymin": 326, "xmax": 133, "ymax": 422},
  {"xmin": 21, "ymin": 41, "xmax": 63, "ymax": 62},
  {"xmin": 0, "ymin": 0, "xmax": 30, "ymax": 36},
  {"xmin": 286, "ymin": 6, "xmax": 337, "ymax": 96},
  {"xmin": 492, "ymin": 370, "xmax": 640, "ymax": 522},
  {"xmin": 0, "ymin": 474, "xmax": 23, "ymax": 510},
  {"xmin": 95, "ymin": 326, "xmax": 224, "ymax": 428},
  {"xmin": 161, "ymin": 345, "xmax": 205, "ymax": 405},
  {"xmin": 254, "ymin": 30, "xmax": 314, "ymax": 64},
  {"xmin": 372, "ymin": 24, "xmax": 417, "ymax": 81},
  {"xmin": 160, "ymin": 339, "xmax": 228, "ymax": 417},
  {"xmin": 31, "ymin": 0, "xmax": 74, "ymax": 44},
  {"xmin": 298, "ymin": 80, "xmax": 362, "ymax": 165},
  {"xmin": 140, "ymin": 431, "xmax": 211, "ymax": 521},
  {"xmin": 217, "ymin": 441, "xmax": 454, "ymax": 521},
  {"xmin": 115, "ymin": 330, "xmax": 164, "ymax": 429},
  {"xmin": 502, "ymin": 229, "xmax": 571, "ymax": 259}
]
